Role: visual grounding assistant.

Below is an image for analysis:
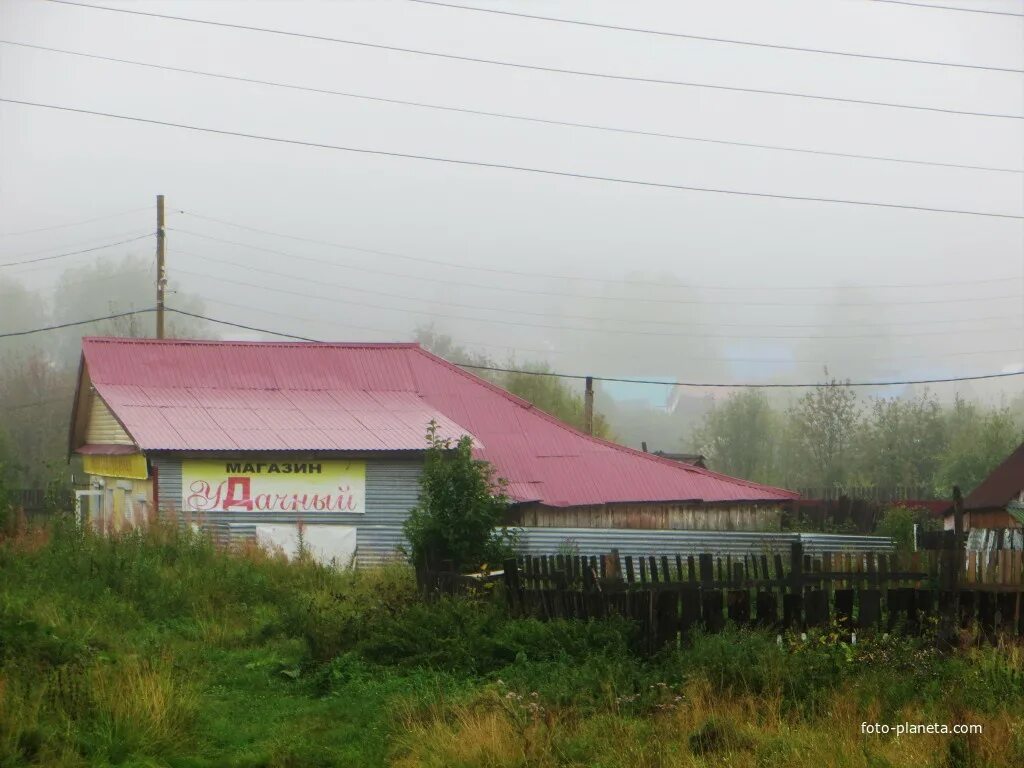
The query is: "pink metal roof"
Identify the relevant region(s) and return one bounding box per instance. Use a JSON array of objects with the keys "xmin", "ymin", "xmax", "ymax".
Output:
[{"xmin": 76, "ymin": 337, "xmax": 797, "ymax": 506}]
